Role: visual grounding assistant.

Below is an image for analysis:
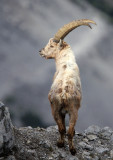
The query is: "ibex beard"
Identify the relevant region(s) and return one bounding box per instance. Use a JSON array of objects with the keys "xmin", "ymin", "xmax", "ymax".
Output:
[{"xmin": 39, "ymin": 19, "xmax": 96, "ymax": 155}]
